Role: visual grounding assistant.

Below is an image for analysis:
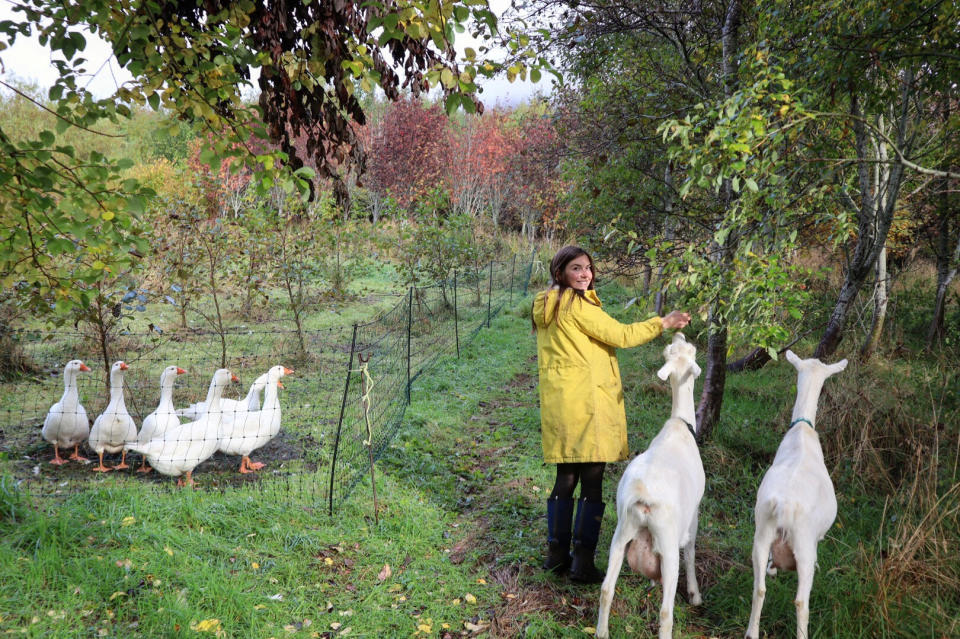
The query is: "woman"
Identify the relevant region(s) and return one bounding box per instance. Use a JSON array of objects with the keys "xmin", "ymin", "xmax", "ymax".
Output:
[{"xmin": 532, "ymin": 246, "xmax": 690, "ymax": 582}]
